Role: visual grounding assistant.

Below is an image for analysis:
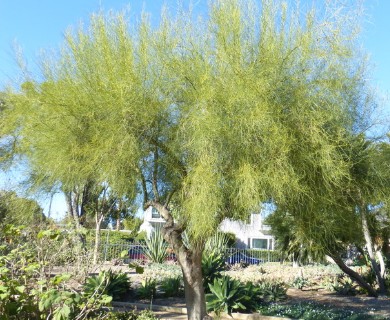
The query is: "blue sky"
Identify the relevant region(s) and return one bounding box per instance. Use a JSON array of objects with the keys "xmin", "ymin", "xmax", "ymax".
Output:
[{"xmin": 0, "ymin": 0, "xmax": 389, "ymax": 219}]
